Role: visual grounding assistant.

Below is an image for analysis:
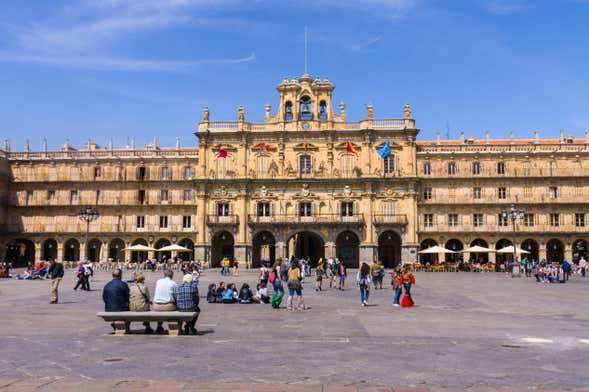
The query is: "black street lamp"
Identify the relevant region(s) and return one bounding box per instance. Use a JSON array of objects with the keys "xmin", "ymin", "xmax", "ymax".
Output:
[
  {"xmin": 79, "ymin": 206, "xmax": 99, "ymax": 262},
  {"xmin": 501, "ymin": 204, "xmax": 525, "ymax": 276}
]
